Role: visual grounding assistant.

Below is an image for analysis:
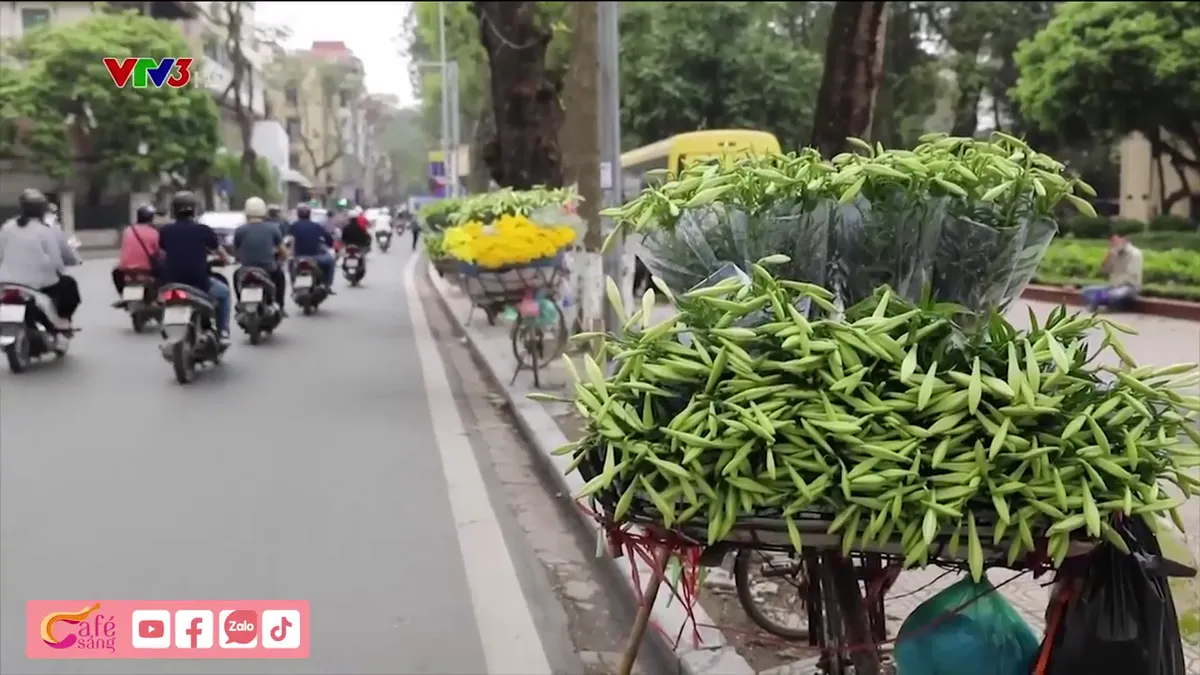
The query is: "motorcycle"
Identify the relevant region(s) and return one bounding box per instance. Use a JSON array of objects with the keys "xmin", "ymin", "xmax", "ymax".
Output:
[
  {"xmin": 0, "ymin": 284, "xmax": 74, "ymax": 373},
  {"xmin": 342, "ymin": 245, "xmax": 366, "ymax": 287},
  {"xmin": 233, "ymin": 267, "xmax": 282, "ymax": 345},
  {"xmin": 292, "ymin": 258, "xmax": 330, "ymax": 315},
  {"xmin": 375, "ymin": 228, "xmax": 393, "ymax": 252},
  {"xmin": 158, "ymin": 263, "xmax": 227, "ymax": 384},
  {"xmin": 114, "ymin": 271, "xmax": 162, "ymax": 333}
]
